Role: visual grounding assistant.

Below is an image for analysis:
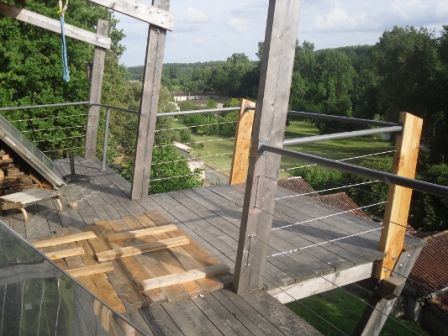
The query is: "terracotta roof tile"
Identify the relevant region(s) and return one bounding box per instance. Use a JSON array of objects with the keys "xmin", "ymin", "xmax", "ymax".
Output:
[
  {"xmin": 312, "ymin": 192, "xmax": 371, "ymax": 219},
  {"xmin": 408, "ymin": 231, "xmax": 448, "ymax": 296},
  {"xmin": 278, "ymin": 177, "xmax": 317, "ymax": 195}
]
